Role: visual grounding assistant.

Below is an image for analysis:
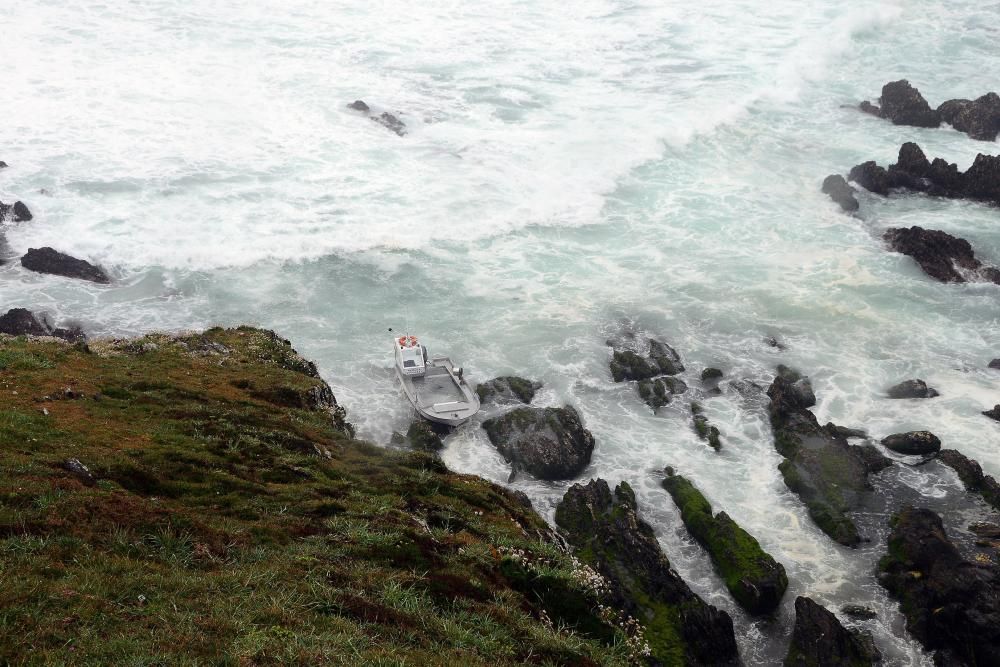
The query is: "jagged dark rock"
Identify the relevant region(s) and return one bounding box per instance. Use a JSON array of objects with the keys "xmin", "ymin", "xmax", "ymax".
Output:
[
  {"xmin": 347, "ymin": 99, "xmax": 370, "ymax": 112},
  {"xmin": 938, "ymin": 449, "xmax": 1000, "ymax": 512},
  {"xmin": 637, "ymin": 377, "xmax": 671, "ymax": 409},
  {"xmin": 609, "ymin": 337, "xmax": 685, "ymax": 409},
  {"xmin": 859, "ymin": 80, "xmax": 940, "ymax": 128},
  {"xmin": 767, "ymin": 369, "xmax": 887, "ymax": 546},
  {"xmin": 821, "ymin": 174, "xmax": 860, "ymax": 213},
  {"xmin": 21, "ymin": 247, "xmax": 110, "ymax": 284},
  {"xmin": 0, "ymin": 308, "xmax": 86, "ymax": 343},
  {"xmin": 938, "ymin": 92, "xmax": 1000, "ymax": 141},
  {"xmin": 784, "ymin": 596, "xmax": 881, "ymax": 666},
  {"xmin": 829, "ymin": 425, "xmax": 868, "ymax": 440},
  {"xmin": 691, "ymin": 402, "xmax": 722, "ymax": 450},
  {"xmin": 0, "ymin": 200, "xmax": 32, "ymax": 222},
  {"xmin": 886, "ymin": 379, "xmax": 938, "ymax": 399},
  {"xmin": 884, "ymin": 226, "xmax": 1000, "ymax": 284},
  {"xmin": 984, "ymin": 405, "xmax": 1000, "ymax": 422},
  {"xmin": 989, "ymin": 359, "xmax": 1000, "ymax": 370},
  {"xmin": 375, "ymin": 112, "xmax": 406, "ymax": 136},
  {"xmin": 841, "ymin": 604, "xmax": 877, "ymax": 620},
  {"xmin": 663, "ymin": 469, "xmax": 787, "ymax": 614},
  {"xmin": 764, "ymin": 335, "xmax": 787, "ymax": 351},
  {"xmin": 880, "ymin": 431, "xmax": 940, "ymax": 456},
  {"xmin": 701, "ymin": 367, "xmax": 723, "ymax": 383},
  {"xmin": 878, "ymin": 506, "xmax": 1000, "ymax": 665},
  {"xmin": 482, "ymin": 406, "xmax": 594, "ymax": 480},
  {"xmin": 555, "ymin": 479, "xmax": 739, "ymax": 665},
  {"xmin": 0, "ymin": 161, "xmax": 8, "ymax": 168},
  {"xmin": 476, "ymin": 376, "xmax": 542, "ymax": 405}
]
